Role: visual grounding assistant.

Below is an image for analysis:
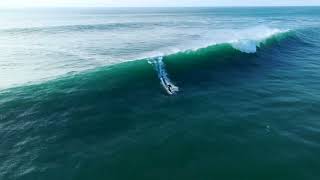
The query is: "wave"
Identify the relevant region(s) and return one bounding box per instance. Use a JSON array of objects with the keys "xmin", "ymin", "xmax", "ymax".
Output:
[
  {"xmin": 0, "ymin": 26, "xmax": 294, "ymax": 93},
  {"xmin": 145, "ymin": 28, "xmax": 292, "ymax": 94},
  {"xmin": 135, "ymin": 26, "xmax": 290, "ymax": 62}
]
